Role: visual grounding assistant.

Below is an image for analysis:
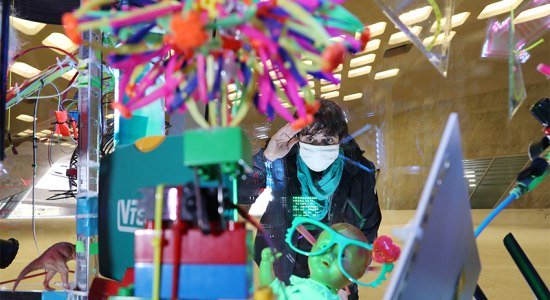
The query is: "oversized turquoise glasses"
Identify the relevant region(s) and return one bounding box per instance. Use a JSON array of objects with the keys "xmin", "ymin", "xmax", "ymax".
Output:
[{"xmin": 285, "ymin": 217, "xmax": 397, "ymax": 287}]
